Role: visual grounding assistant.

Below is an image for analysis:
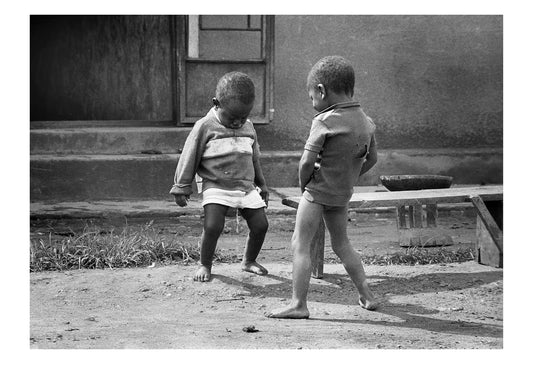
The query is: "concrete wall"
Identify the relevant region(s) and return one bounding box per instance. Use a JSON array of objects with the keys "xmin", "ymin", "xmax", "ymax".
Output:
[{"xmin": 256, "ymin": 15, "xmax": 503, "ymax": 151}]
